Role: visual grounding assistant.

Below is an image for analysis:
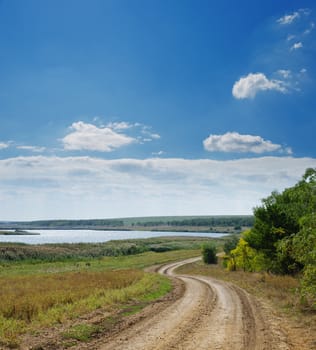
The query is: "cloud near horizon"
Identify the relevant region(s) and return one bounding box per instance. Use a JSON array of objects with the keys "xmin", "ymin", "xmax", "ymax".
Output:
[
  {"xmin": 232, "ymin": 73, "xmax": 287, "ymax": 99},
  {"xmin": 0, "ymin": 142, "xmax": 9, "ymax": 150},
  {"xmin": 203, "ymin": 132, "xmax": 291, "ymax": 154},
  {"xmin": 0, "ymin": 155, "xmax": 315, "ymax": 220},
  {"xmin": 16, "ymin": 145, "xmax": 46, "ymax": 153}
]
